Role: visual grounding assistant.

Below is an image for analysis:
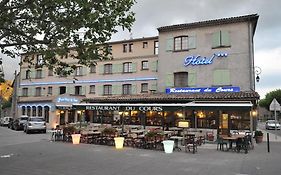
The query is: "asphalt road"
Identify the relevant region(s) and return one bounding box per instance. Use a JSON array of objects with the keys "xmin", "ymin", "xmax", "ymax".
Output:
[{"xmin": 1, "ymin": 126, "xmax": 281, "ymax": 175}]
